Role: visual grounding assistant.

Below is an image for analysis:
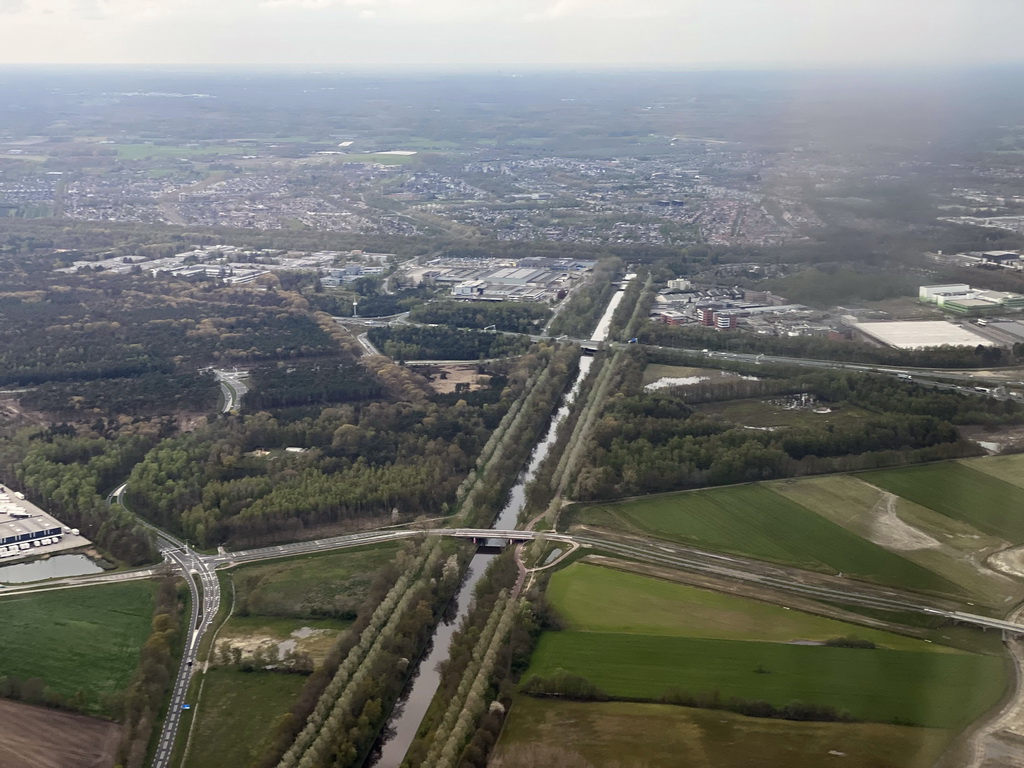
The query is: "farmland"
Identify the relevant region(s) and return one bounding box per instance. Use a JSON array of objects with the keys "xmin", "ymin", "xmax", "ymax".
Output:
[
  {"xmin": 0, "ymin": 698, "xmax": 121, "ymax": 768},
  {"xmin": 525, "ymin": 632, "xmax": 1006, "ymax": 728},
  {"xmin": 183, "ymin": 669, "xmax": 306, "ymax": 768},
  {"xmin": 495, "ymin": 699, "xmax": 950, "ymax": 768},
  {"xmin": 0, "ymin": 580, "xmax": 155, "ymax": 716},
  {"xmin": 546, "ymin": 563, "xmax": 950, "ymax": 651},
  {"xmin": 962, "ymin": 453, "xmax": 1024, "ymax": 491},
  {"xmin": 571, "ymin": 484, "xmax": 956, "ymax": 593},
  {"xmin": 863, "ymin": 463, "xmax": 1024, "ymax": 542},
  {"xmin": 771, "ymin": 475, "xmax": 1024, "ymax": 609}
]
